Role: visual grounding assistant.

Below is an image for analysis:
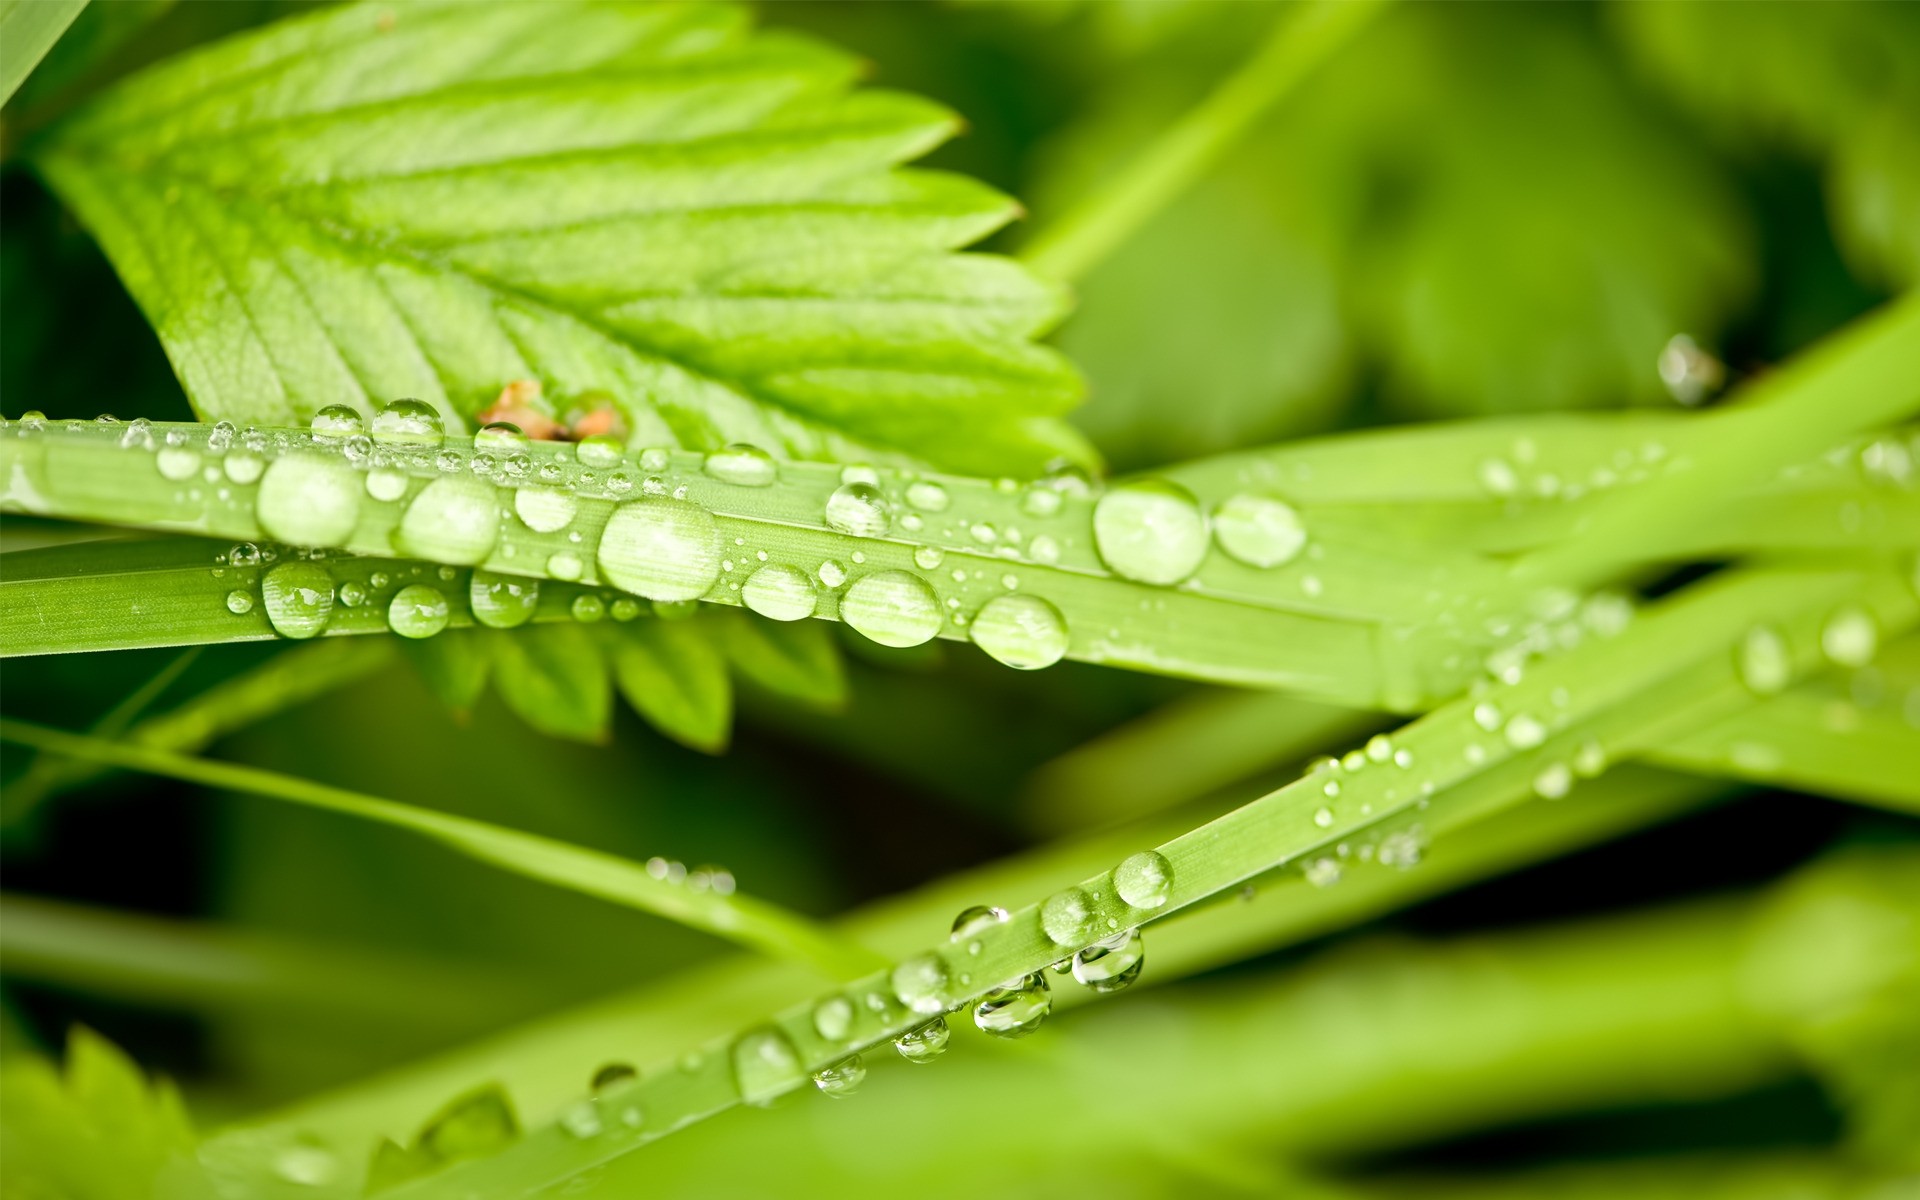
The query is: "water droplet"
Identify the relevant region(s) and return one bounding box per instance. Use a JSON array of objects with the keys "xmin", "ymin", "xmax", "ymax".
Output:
[
  {"xmin": 156, "ymin": 445, "xmax": 201, "ymax": 481},
  {"xmin": 474, "ymin": 422, "xmax": 529, "ymax": 455},
  {"xmin": 741, "ymin": 564, "xmax": 816, "ymax": 622},
  {"xmin": 598, "ymin": 497, "xmax": 722, "ymax": 601},
  {"xmin": 1504, "ymin": 714, "xmax": 1546, "ymax": 749},
  {"xmin": 891, "ymin": 954, "xmax": 951, "ymax": 1015},
  {"xmin": 366, "ymin": 466, "xmax": 410, "ymax": 502},
  {"xmin": 388, "ymin": 584, "xmax": 449, "ymax": 639},
  {"xmin": 1092, "ymin": 480, "xmax": 1208, "ymax": 585},
  {"xmin": 1071, "ymin": 929, "xmax": 1144, "ymax": 993},
  {"xmin": 1212, "ymin": 493, "xmax": 1306, "ymax": 568},
  {"xmin": 309, "ymin": 404, "xmax": 364, "ymax": 440},
  {"xmin": 817, "ymin": 560, "xmax": 848, "ymax": 590},
  {"xmin": 841, "ymin": 571, "xmax": 941, "ymax": 647},
  {"xmin": 547, "ymin": 551, "xmax": 584, "ymax": 581},
  {"xmin": 905, "ymin": 480, "xmax": 950, "ymax": 512},
  {"xmin": 1573, "ymin": 740, "xmax": 1608, "ymax": 777},
  {"xmin": 1377, "ymin": 828, "xmax": 1424, "ymax": 868},
  {"xmin": 591, "ymin": 1063, "xmax": 636, "ymax": 1092},
  {"xmin": 223, "ymin": 450, "xmax": 264, "ymax": 484},
  {"xmin": 812, "ymin": 1056, "xmax": 865, "ymax": 1099},
  {"xmin": 1021, "ymin": 486, "xmax": 1062, "ymax": 518},
  {"xmin": 371, "ymin": 399, "xmax": 444, "ymax": 446},
  {"xmin": 1738, "ymin": 625, "xmax": 1791, "ymax": 695},
  {"xmin": 1821, "ymin": 606, "xmax": 1878, "ymax": 667},
  {"xmin": 560, "ymin": 1102, "xmax": 603, "ymax": 1139},
  {"xmin": 731, "ymin": 1027, "xmax": 803, "ymax": 1107},
  {"xmin": 812, "ymin": 996, "xmax": 855, "ymax": 1042},
  {"xmin": 1040, "ymin": 886, "xmax": 1096, "ymax": 946},
  {"xmin": 257, "ymin": 455, "xmax": 362, "ymax": 546},
  {"xmin": 969, "ymin": 594, "xmax": 1068, "ymax": 670},
  {"xmin": 576, "ymin": 435, "xmax": 625, "ymax": 469},
  {"xmin": 225, "ymin": 590, "xmax": 255, "ymax": 615},
  {"xmin": 338, "ymin": 581, "xmax": 366, "ymax": 607},
  {"xmin": 894, "ymin": 1018, "xmax": 950, "ymax": 1064},
  {"xmin": 571, "ymin": 594, "xmax": 605, "ymax": 623},
  {"xmin": 1533, "ymin": 762, "xmax": 1573, "ymax": 799},
  {"xmin": 1114, "ymin": 850, "xmax": 1173, "ymax": 909},
  {"xmin": 824, "ymin": 482, "xmax": 890, "ymax": 538},
  {"xmin": 1478, "ymin": 458, "xmax": 1518, "ymax": 496},
  {"xmin": 704, "ymin": 444, "xmax": 777, "ymax": 487},
  {"xmin": 611, "ymin": 597, "xmax": 641, "ymax": 622},
  {"xmin": 950, "ymin": 906, "xmax": 1009, "ymax": 941},
  {"xmin": 974, "ymin": 972, "xmax": 1050, "ymax": 1038},
  {"xmin": 261, "ymin": 563, "xmax": 336, "ymax": 640},
  {"xmin": 1303, "ymin": 856, "xmax": 1342, "ymax": 888},
  {"xmin": 913, "ymin": 545, "xmax": 945, "ymax": 570},
  {"xmin": 1472, "ymin": 702, "xmax": 1502, "ymax": 732},
  {"xmin": 514, "ymin": 486, "xmax": 577, "ymax": 533},
  {"xmin": 398, "ymin": 476, "xmax": 501, "ymax": 565},
  {"xmin": 1027, "ymin": 535, "xmax": 1061, "ymax": 565}
]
